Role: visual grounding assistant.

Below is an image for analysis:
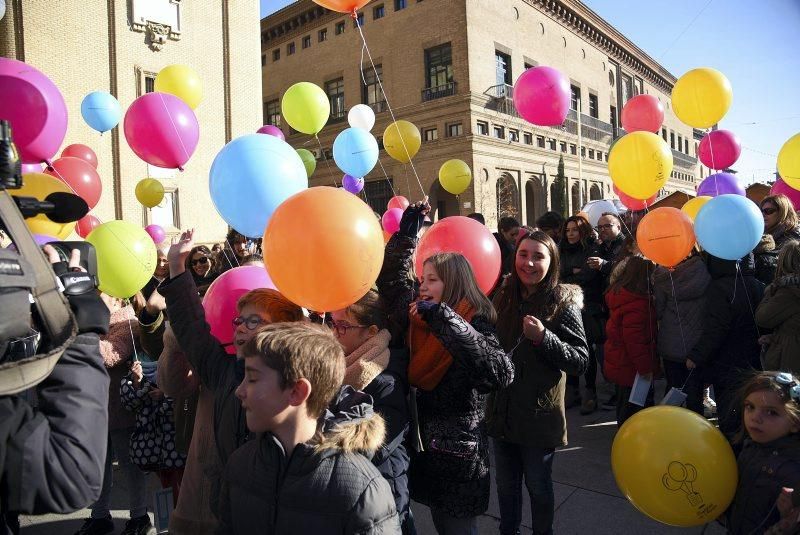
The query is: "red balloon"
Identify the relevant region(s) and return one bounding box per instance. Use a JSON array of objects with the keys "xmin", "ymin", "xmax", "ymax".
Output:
[
  {"xmin": 698, "ymin": 130, "xmax": 741, "ymax": 170},
  {"xmin": 61, "ymin": 143, "xmax": 98, "ymax": 169},
  {"xmin": 311, "ymin": 0, "xmax": 372, "ymax": 14},
  {"xmin": 415, "ymin": 216, "xmax": 501, "ymax": 295},
  {"xmin": 387, "ymin": 195, "xmax": 409, "ymax": 211},
  {"xmin": 614, "ymin": 185, "xmax": 656, "ymax": 211},
  {"xmin": 76, "ymin": 214, "xmax": 101, "ymax": 238},
  {"xmin": 45, "ymin": 157, "xmax": 102, "ymax": 208},
  {"xmin": 621, "ymin": 95, "xmax": 664, "ymax": 133},
  {"xmin": 771, "ymin": 177, "xmax": 800, "ymax": 211}
]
